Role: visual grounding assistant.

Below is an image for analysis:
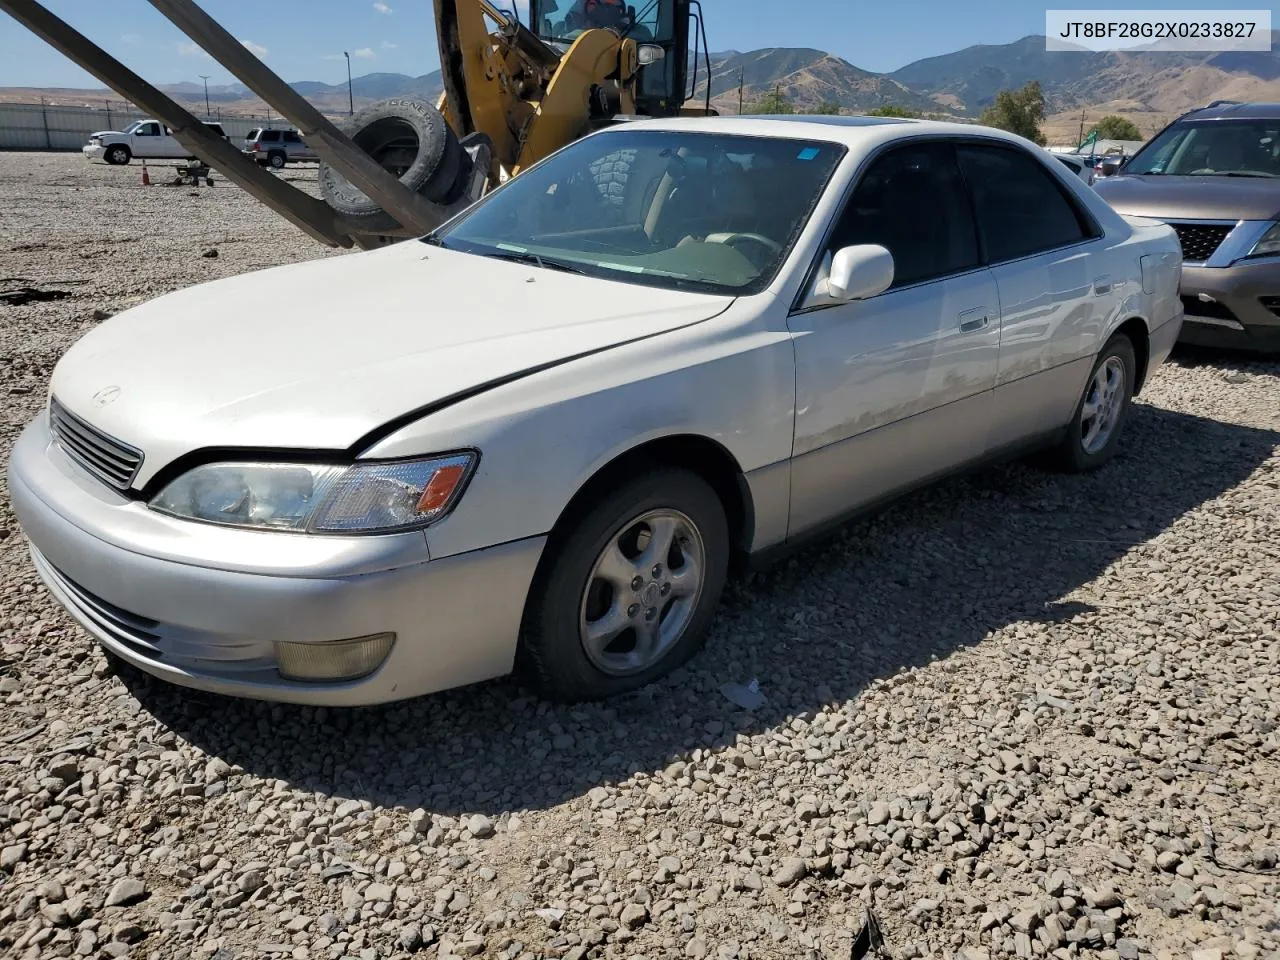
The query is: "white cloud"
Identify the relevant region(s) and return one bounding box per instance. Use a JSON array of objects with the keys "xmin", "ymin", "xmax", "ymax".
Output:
[
  {"xmin": 381, "ymin": 40, "xmax": 398, "ymax": 49},
  {"xmin": 240, "ymin": 39, "xmax": 269, "ymax": 56},
  {"xmin": 373, "ymin": 1, "xmax": 393, "ymax": 13},
  {"xmin": 177, "ymin": 42, "xmax": 212, "ymax": 59}
]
